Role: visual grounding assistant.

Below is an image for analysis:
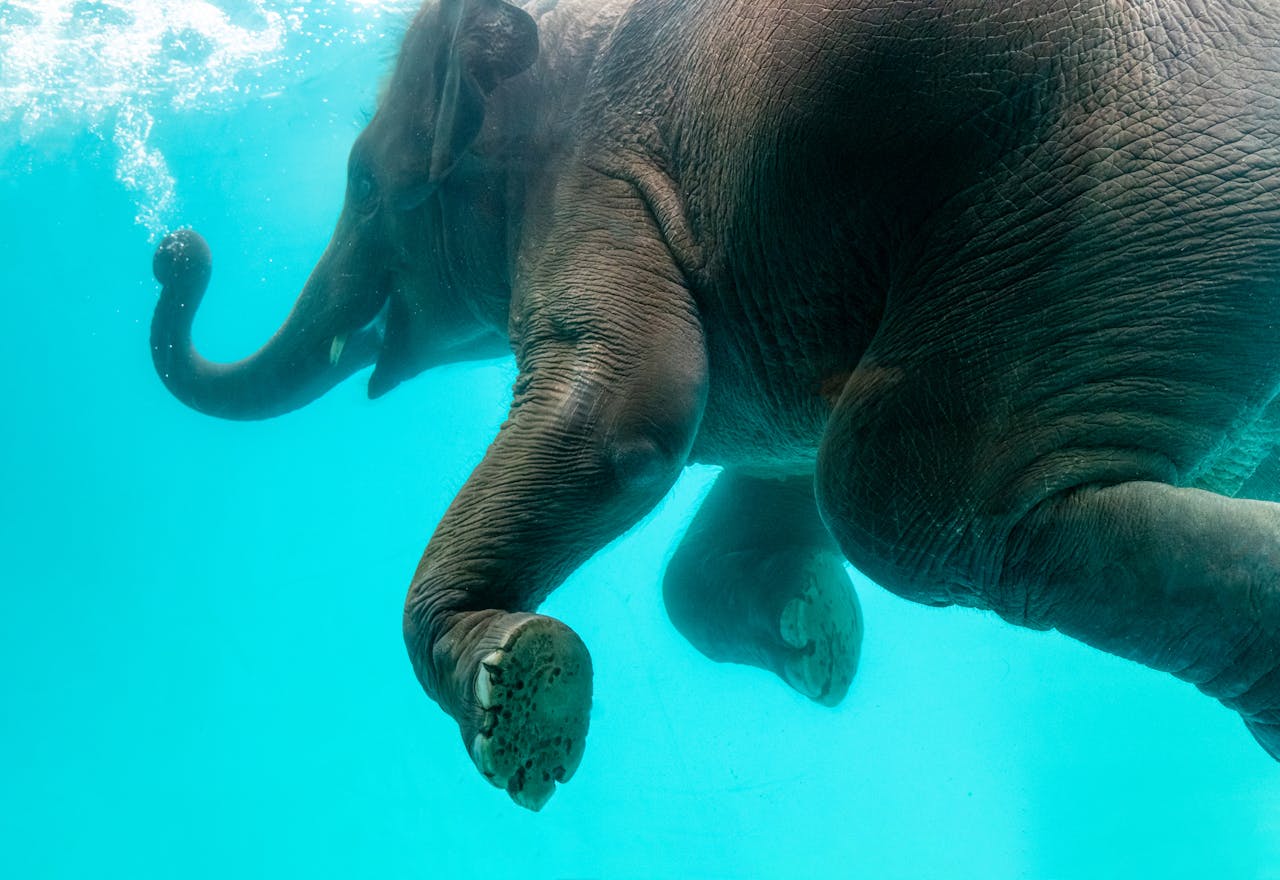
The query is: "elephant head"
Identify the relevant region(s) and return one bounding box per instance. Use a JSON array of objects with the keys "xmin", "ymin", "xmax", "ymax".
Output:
[{"xmin": 150, "ymin": 0, "xmax": 540, "ymax": 420}]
